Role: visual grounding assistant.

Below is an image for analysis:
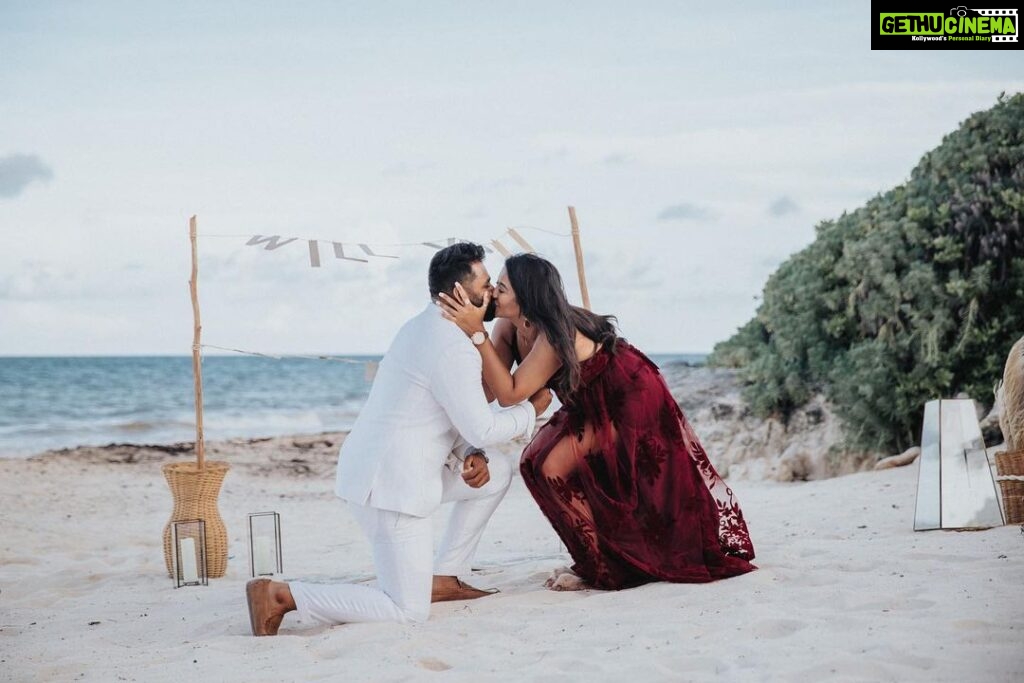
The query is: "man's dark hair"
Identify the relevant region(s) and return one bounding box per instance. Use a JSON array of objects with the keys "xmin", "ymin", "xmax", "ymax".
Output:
[{"xmin": 428, "ymin": 242, "xmax": 486, "ymax": 298}]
